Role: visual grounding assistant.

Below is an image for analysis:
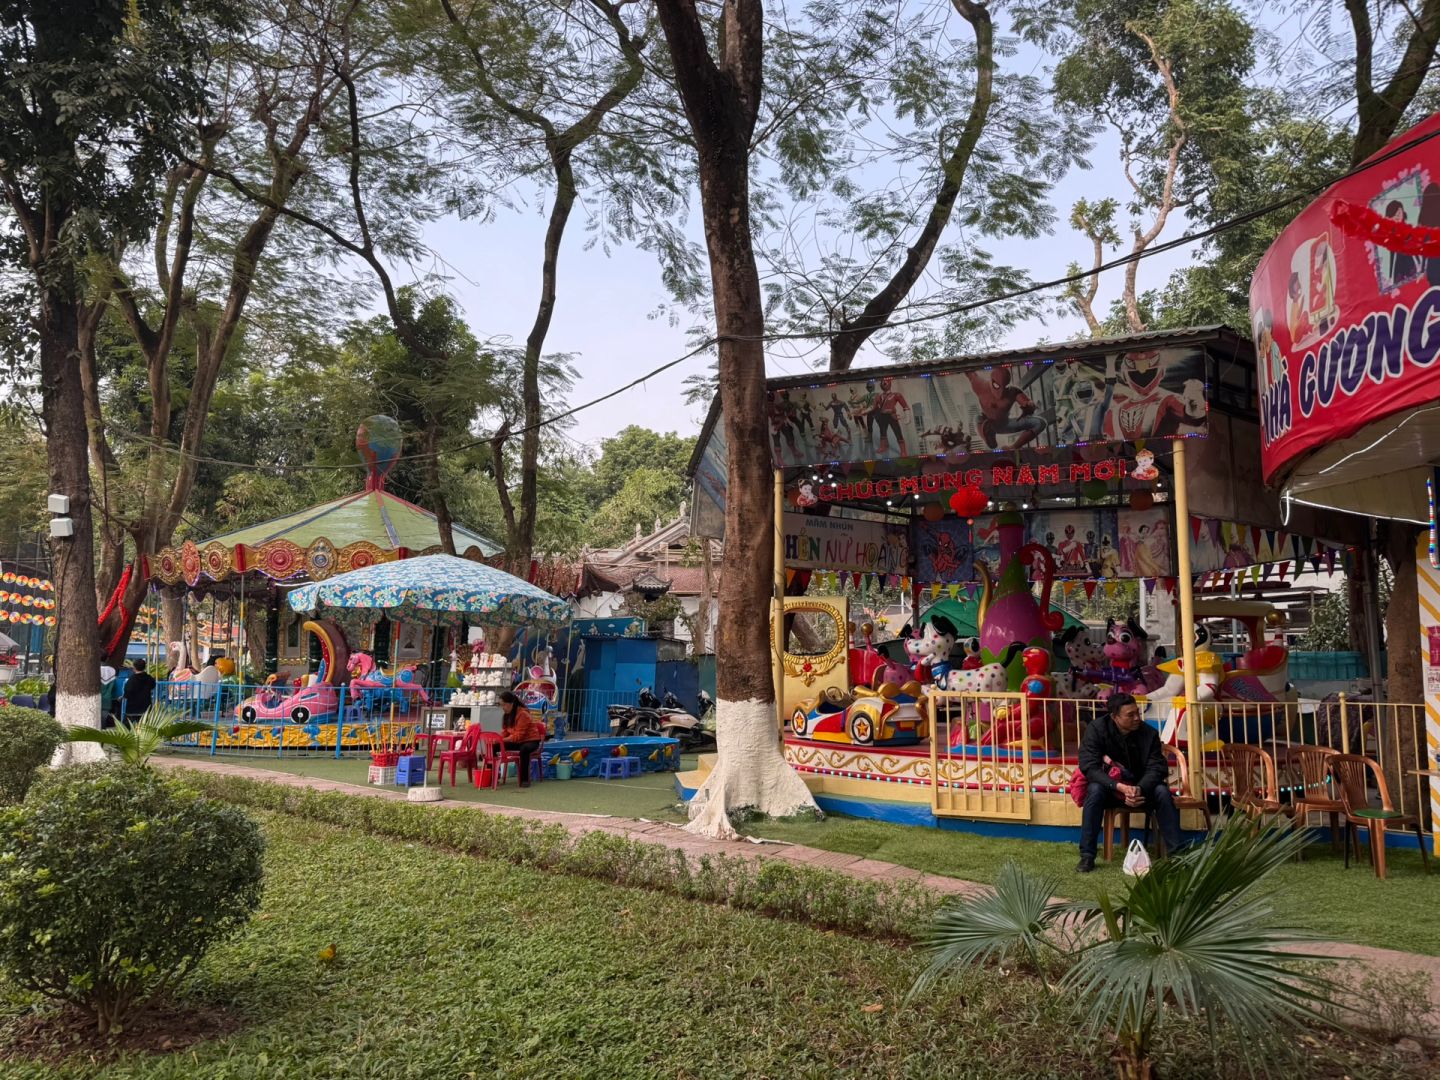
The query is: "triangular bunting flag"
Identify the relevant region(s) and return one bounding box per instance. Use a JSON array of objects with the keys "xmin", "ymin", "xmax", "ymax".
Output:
[
  {"xmin": 930, "ymin": 582, "xmax": 942, "ymax": 600},
  {"xmin": 1207, "ymin": 519, "xmax": 1223, "ymax": 546},
  {"xmin": 1291, "ymin": 534, "xmax": 1304, "ymax": 563},
  {"xmin": 1221, "ymin": 571, "xmax": 1233, "ymax": 589},
  {"xmin": 1104, "ymin": 580, "xmax": 1118, "ymax": 595},
  {"xmin": 1084, "ymin": 581, "xmax": 1097, "ymax": 599},
  {"xmin": 947, "ymin": 584, "xmax": 961, "ymax": 600},
  {"xmin": 1260, "ymin": 563, "xmax": 1272, "ymax": 582},
  {"xmin": 852, "ymin": 572, "xmax": 863, "ymax": 590},
  {"xmin": 1325, "ymin": 549, "xmax": 1337, "ymax": 575},
  {"xmin": 784, "ymin": 569, "xmax": 796, "ymax": 588},
  {"xmin": 1311, "ymin": 553, "xmax": 1323, "ymax": 575},
  {"xmin": 964, "ymin": 582, "xmax": 977, "ymax": 599},
  {"xmin": 1250, "ymin": 564, "xmax": 1262, "ymax": 585},
  {"xmin": 1250, "ymin": 526, "xmax": 1263, "ymax": 554},
  {"xmin": 1190, "ymin": 516, "xmax": 1203, "ymax": 543},
  {"xmin": 1162, "ymin": 578, "xmax": 1176, "ymax": 595},
  {"xmin": 1278, "ymin": 560, "xmax": 1290, "ymax": 582},
  {"xmin": 1264, "ymin": 530, "xmax": 1278, "ymax": 559},
  {"xmin": 1144, "ymin": 577, "xmax": 1157, "ymax": 594}
]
